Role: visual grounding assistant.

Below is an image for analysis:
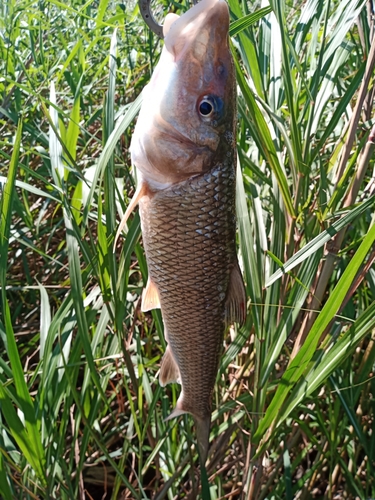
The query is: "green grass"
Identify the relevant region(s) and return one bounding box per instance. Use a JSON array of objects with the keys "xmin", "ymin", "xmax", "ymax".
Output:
[{"xmin": 1, "ymin": 0, "xmax": 375, "ymax": 498}]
